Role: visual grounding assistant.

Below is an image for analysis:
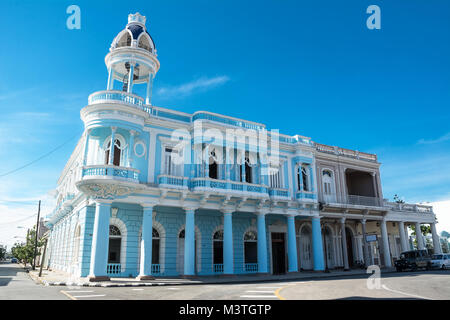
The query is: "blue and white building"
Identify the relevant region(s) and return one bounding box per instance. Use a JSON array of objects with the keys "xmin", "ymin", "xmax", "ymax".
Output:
[{"xmin": 46, "ymin": 13, "xmax": 443, "ymax": 281}]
